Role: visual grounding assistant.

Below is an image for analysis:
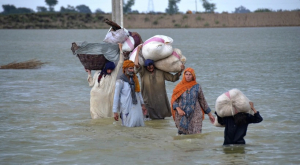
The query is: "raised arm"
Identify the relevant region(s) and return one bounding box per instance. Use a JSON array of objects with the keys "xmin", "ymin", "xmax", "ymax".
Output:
[
  {"xmin": 248, "ymin": 102, "xmax": 263, "ymax": 124},
  {"xmin": 87, "ymin": 70, "xmax": 100, "ymax": 87},
  {"xmin": 134, "ymin": 45, "xmax": 145, "ymax": 77},
  {"xmin": 111, "ymin": 43, "xmax": 124, "ymax": 78}
]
